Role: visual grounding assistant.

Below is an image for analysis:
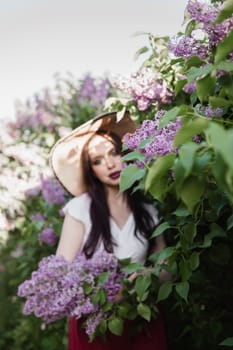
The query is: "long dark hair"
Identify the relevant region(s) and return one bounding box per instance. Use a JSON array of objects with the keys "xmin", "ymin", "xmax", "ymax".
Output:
[{"xmin": 81, "ymin": 130, "xmax": 156, "ymax": 258}]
